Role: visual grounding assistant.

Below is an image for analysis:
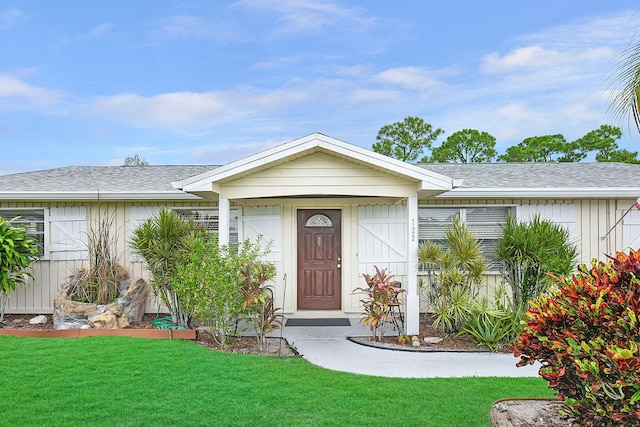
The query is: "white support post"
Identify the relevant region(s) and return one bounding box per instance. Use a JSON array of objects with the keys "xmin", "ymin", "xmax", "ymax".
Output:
[
  {"xmin": 218, "ymin": 195, "xmax": 230, "ymax": 246},
  {"xmin": 405, "ymin": 194, "xmax": 420, "ymax": 335}
]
